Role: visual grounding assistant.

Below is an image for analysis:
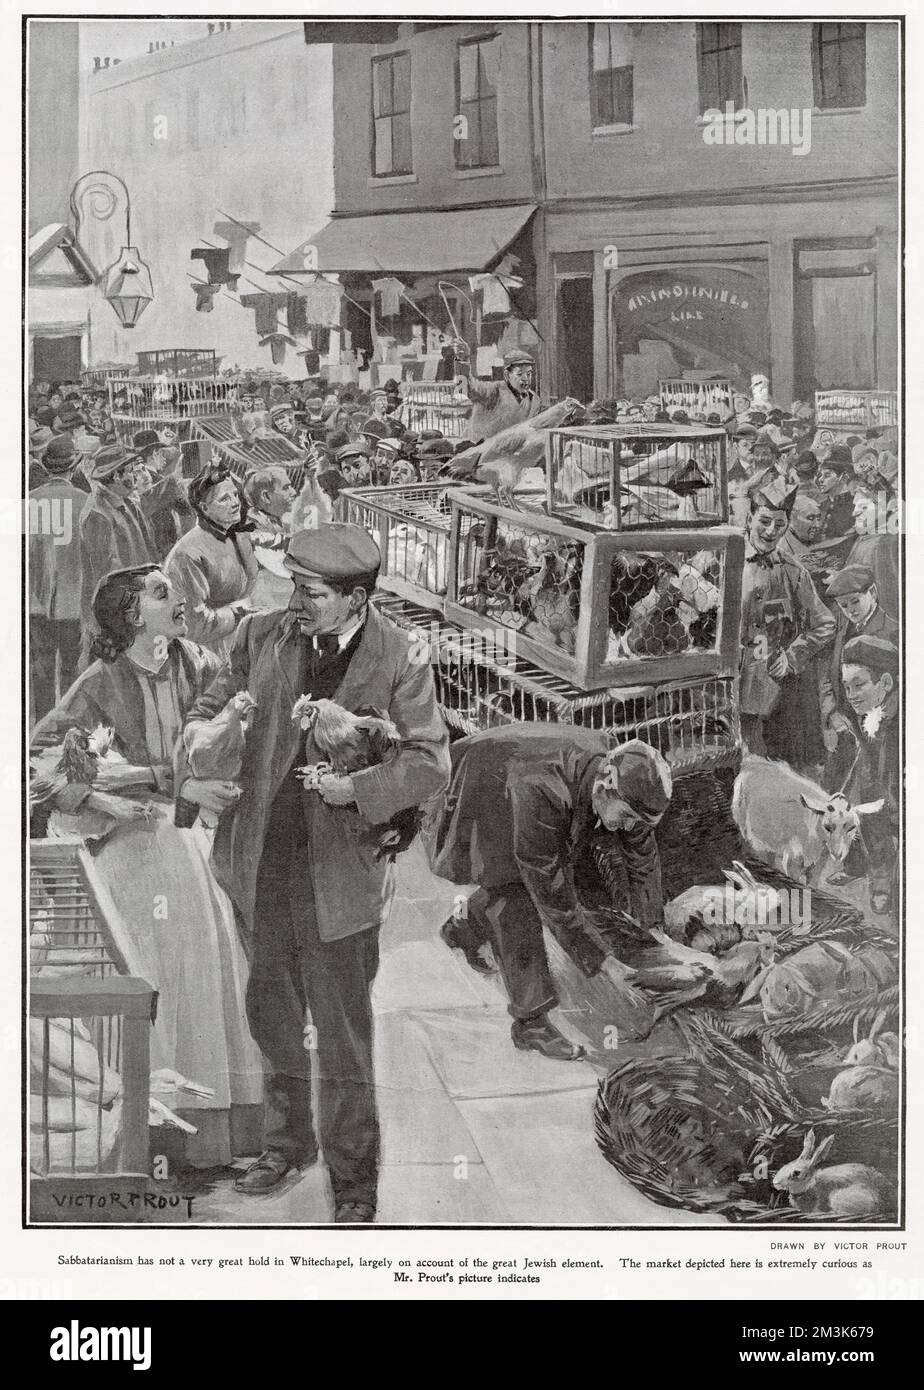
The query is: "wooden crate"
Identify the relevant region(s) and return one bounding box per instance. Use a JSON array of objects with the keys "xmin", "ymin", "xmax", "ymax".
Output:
[
  {"xmin": 546, "ymin": 423, "xmax": 728, "ymax": 530},
  {"xmin": 444, "ymin": 488, "xmax": 744, "ymax": 692}
]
